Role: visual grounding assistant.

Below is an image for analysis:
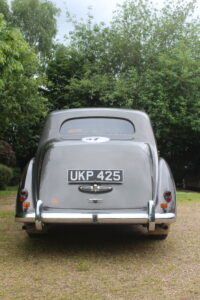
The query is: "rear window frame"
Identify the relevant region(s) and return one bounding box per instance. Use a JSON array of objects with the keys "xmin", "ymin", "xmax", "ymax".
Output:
[{"xmin": 59, "ymin": 117, "xmax": 135, "ymax": 140}]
